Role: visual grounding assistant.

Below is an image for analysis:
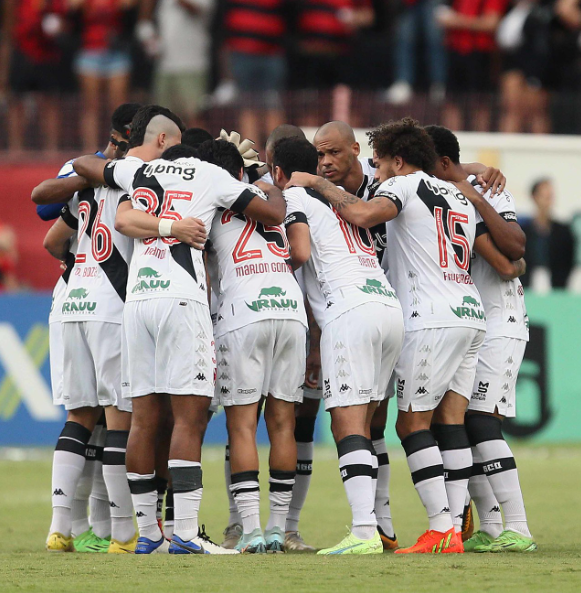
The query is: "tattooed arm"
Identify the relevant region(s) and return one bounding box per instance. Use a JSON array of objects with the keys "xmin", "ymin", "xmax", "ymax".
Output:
[{"xmin": 285, "ymin": 172, "xmax": 399, "ymax": 228}]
